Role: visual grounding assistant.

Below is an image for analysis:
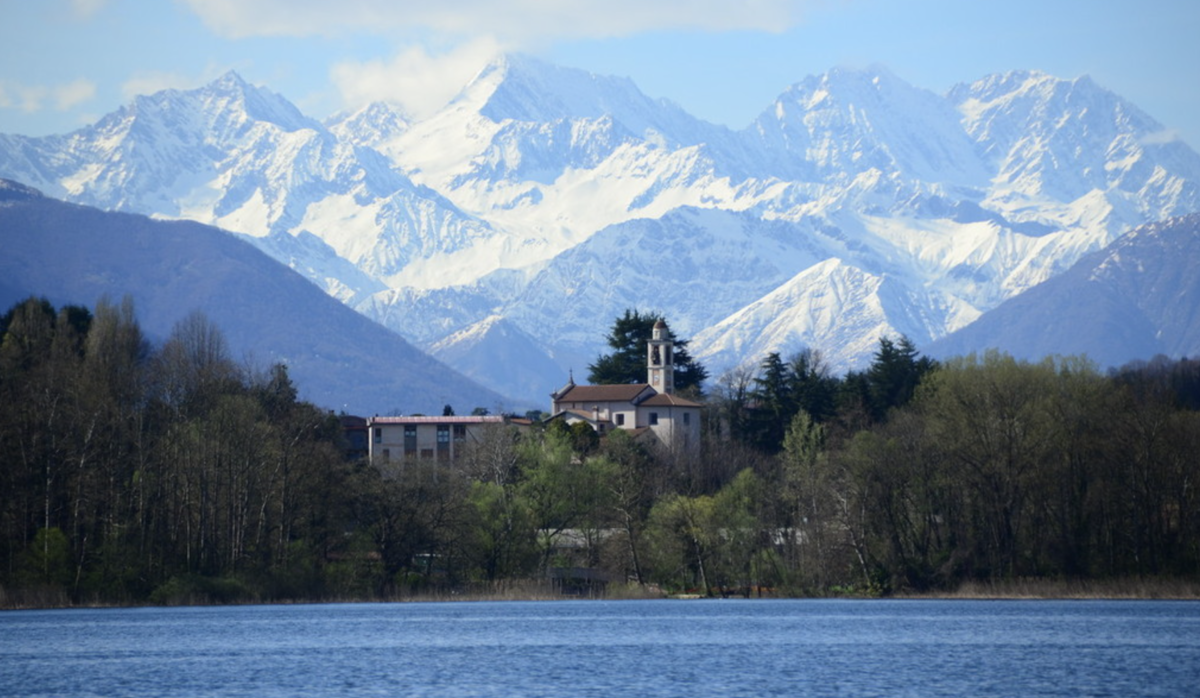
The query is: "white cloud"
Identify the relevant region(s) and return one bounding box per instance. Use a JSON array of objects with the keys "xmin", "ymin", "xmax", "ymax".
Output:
[
  {"xmin": 184, "ymin": 0, "xmax": 814, "ymax": 120},
  {"xmin": 182, "ymin": 0, "xmax": 802, "ymax": 41},
  {"xmin": 120, "ymin": 63, "xmax": 241, "ymax": 101},
  {"xmin": 69, "ymin": 0, "xmax": 109, "ymax": 19},
  {"xmin": 121, "ymin": 71, "xmax": 203, "ymax": 100},
  {"xmin": 0, "ymin": 82, "xmax": 45, "ymax": 112},
  {"xmin": 331, "ymin": 38, "xmax": 505, "ymax": 119},
  {"xmin": 0, "ymin": 78, "xmax": 96, "ymax": 112},
  {"xmin": 53, "ymin": 78, "xmax": 96, "ymax": 110}
]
